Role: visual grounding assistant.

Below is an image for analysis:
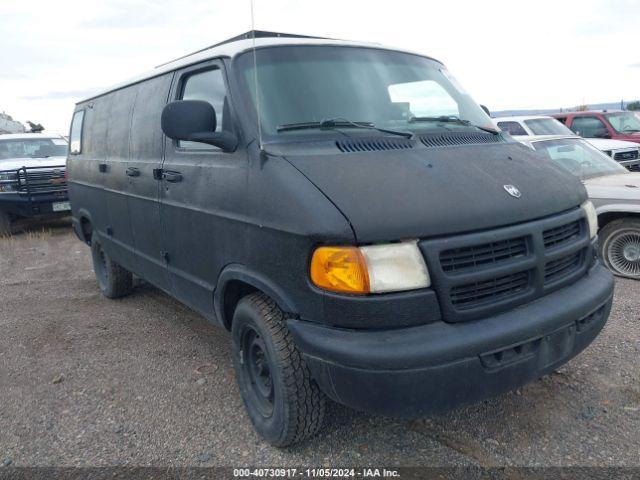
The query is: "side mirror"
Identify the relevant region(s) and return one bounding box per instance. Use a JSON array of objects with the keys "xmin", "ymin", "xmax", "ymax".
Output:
[{"xmin": 161, "ymin": 100, "xmax": 237, "ymax": 152}]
